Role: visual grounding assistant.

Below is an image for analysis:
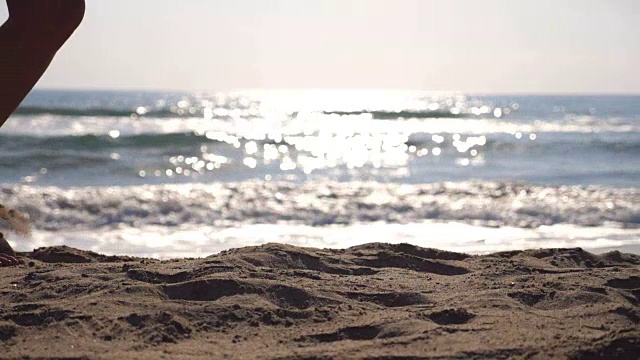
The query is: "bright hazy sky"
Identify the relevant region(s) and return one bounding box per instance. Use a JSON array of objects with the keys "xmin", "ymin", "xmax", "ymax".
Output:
[{"xmin": 2, "ymin": 0, "xmax": 639, "ymax": 93}]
